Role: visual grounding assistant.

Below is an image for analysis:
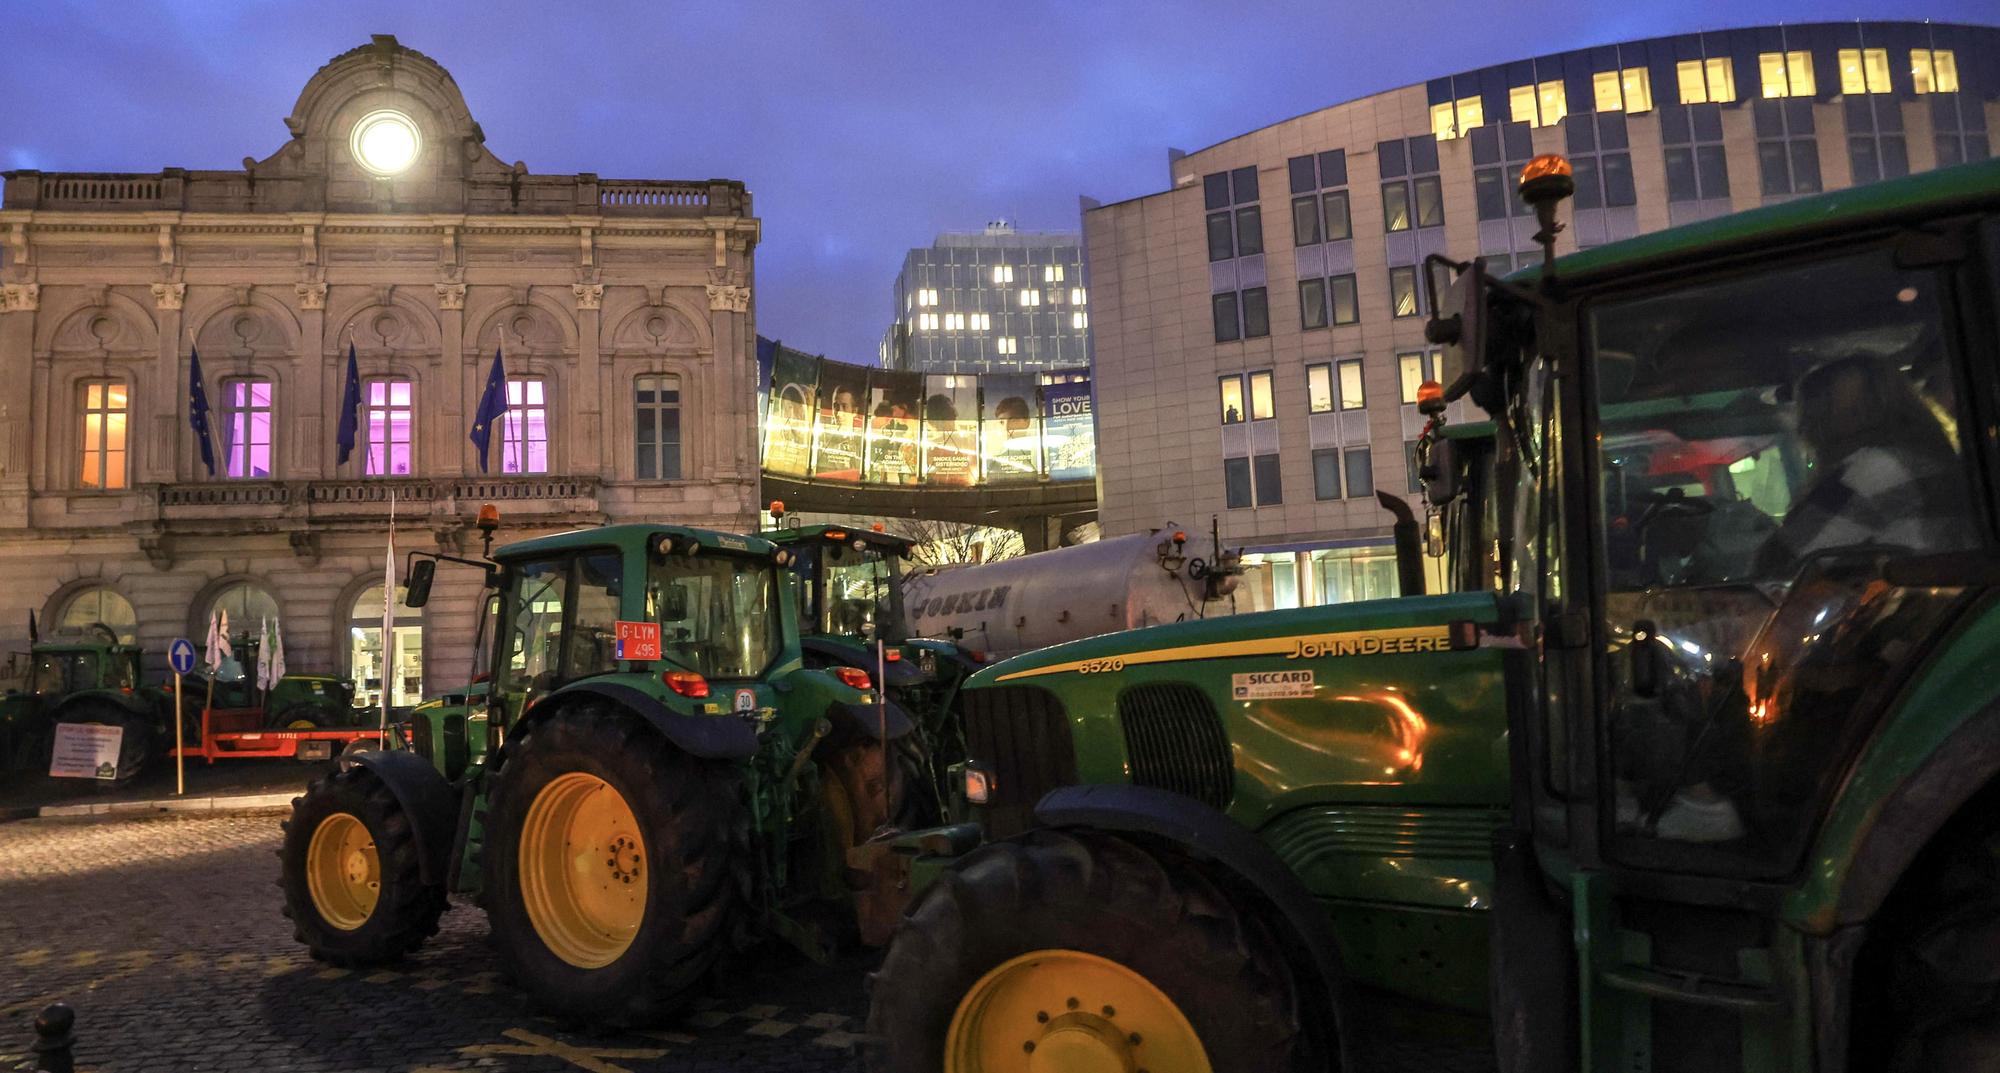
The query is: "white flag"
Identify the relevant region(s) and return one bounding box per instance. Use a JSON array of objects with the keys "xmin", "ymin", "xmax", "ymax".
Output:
[
  {"xmin": 255, "ymin": 616, "xmax": 273, "ymax": 692},
  {"xmin": 203, "ymin": 610, "xmax": 220, "ymax": 673},
  {"xmin": 269, "ymin": 618, "xmax": 287, "ymax": 684}
]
